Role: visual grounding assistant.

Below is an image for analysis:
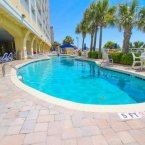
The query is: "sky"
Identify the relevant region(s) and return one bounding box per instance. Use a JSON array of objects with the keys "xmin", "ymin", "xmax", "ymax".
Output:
[{"xmin": 50, "ymin": 0, "xmax": 145, "ymax": 48}]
